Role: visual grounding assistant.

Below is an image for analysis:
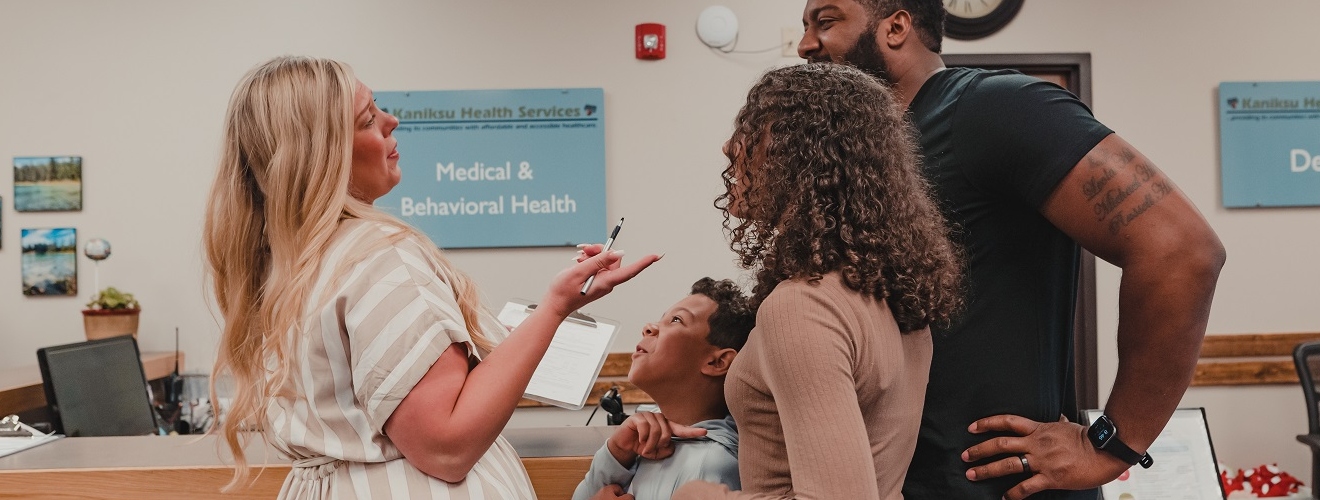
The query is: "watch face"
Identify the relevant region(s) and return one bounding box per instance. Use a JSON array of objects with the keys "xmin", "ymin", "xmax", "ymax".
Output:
[
  {"xmin": 944, "ymin": 0, "xmax": 1004, "ymax": 20},
  {"xmin": 1088, "ymin": 415, "xmax": 1116, "ymax": 447}
]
